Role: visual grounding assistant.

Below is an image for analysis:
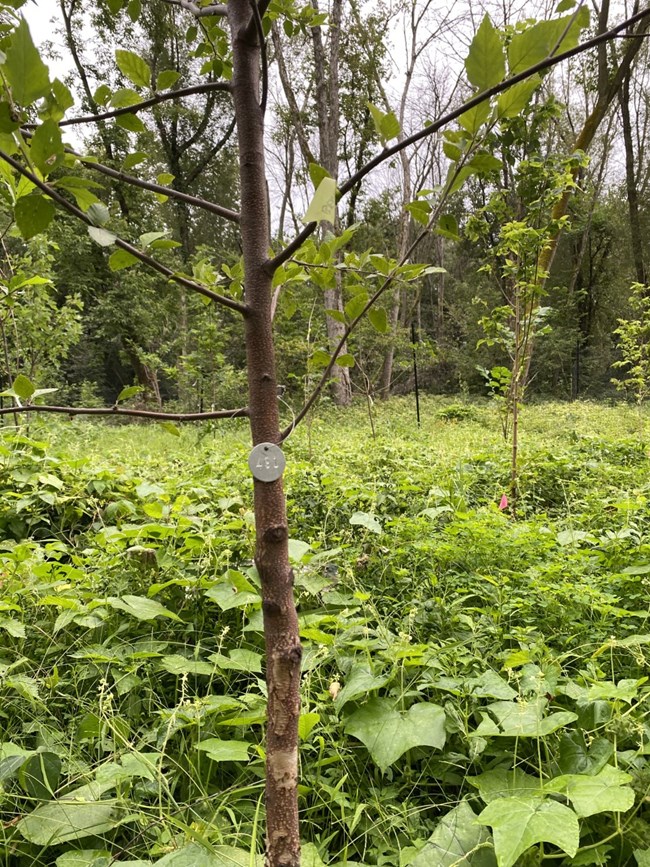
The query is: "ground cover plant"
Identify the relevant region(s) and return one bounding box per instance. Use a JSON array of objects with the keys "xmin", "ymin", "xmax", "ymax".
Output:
[{"xmin": 1, "ymin": 400, "xmax": 650, "ymax": 865}]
